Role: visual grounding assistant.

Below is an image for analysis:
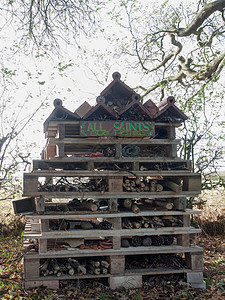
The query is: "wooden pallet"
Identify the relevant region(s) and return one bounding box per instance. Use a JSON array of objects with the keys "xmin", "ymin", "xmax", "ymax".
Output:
[
  {"xmin": 23, "ymin": 209, "xmax": 200, "ymax": 254},
  {"xmin": 23, "ymin": 247, "xmax": 204, "ymax": 289},
  {"xmin": 32, "ymin": 157, "xmax": 192, "ymax": 172},
  {"xmin": 23, "ymin": 172, "xmax": 201, "ymax": 197}
]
